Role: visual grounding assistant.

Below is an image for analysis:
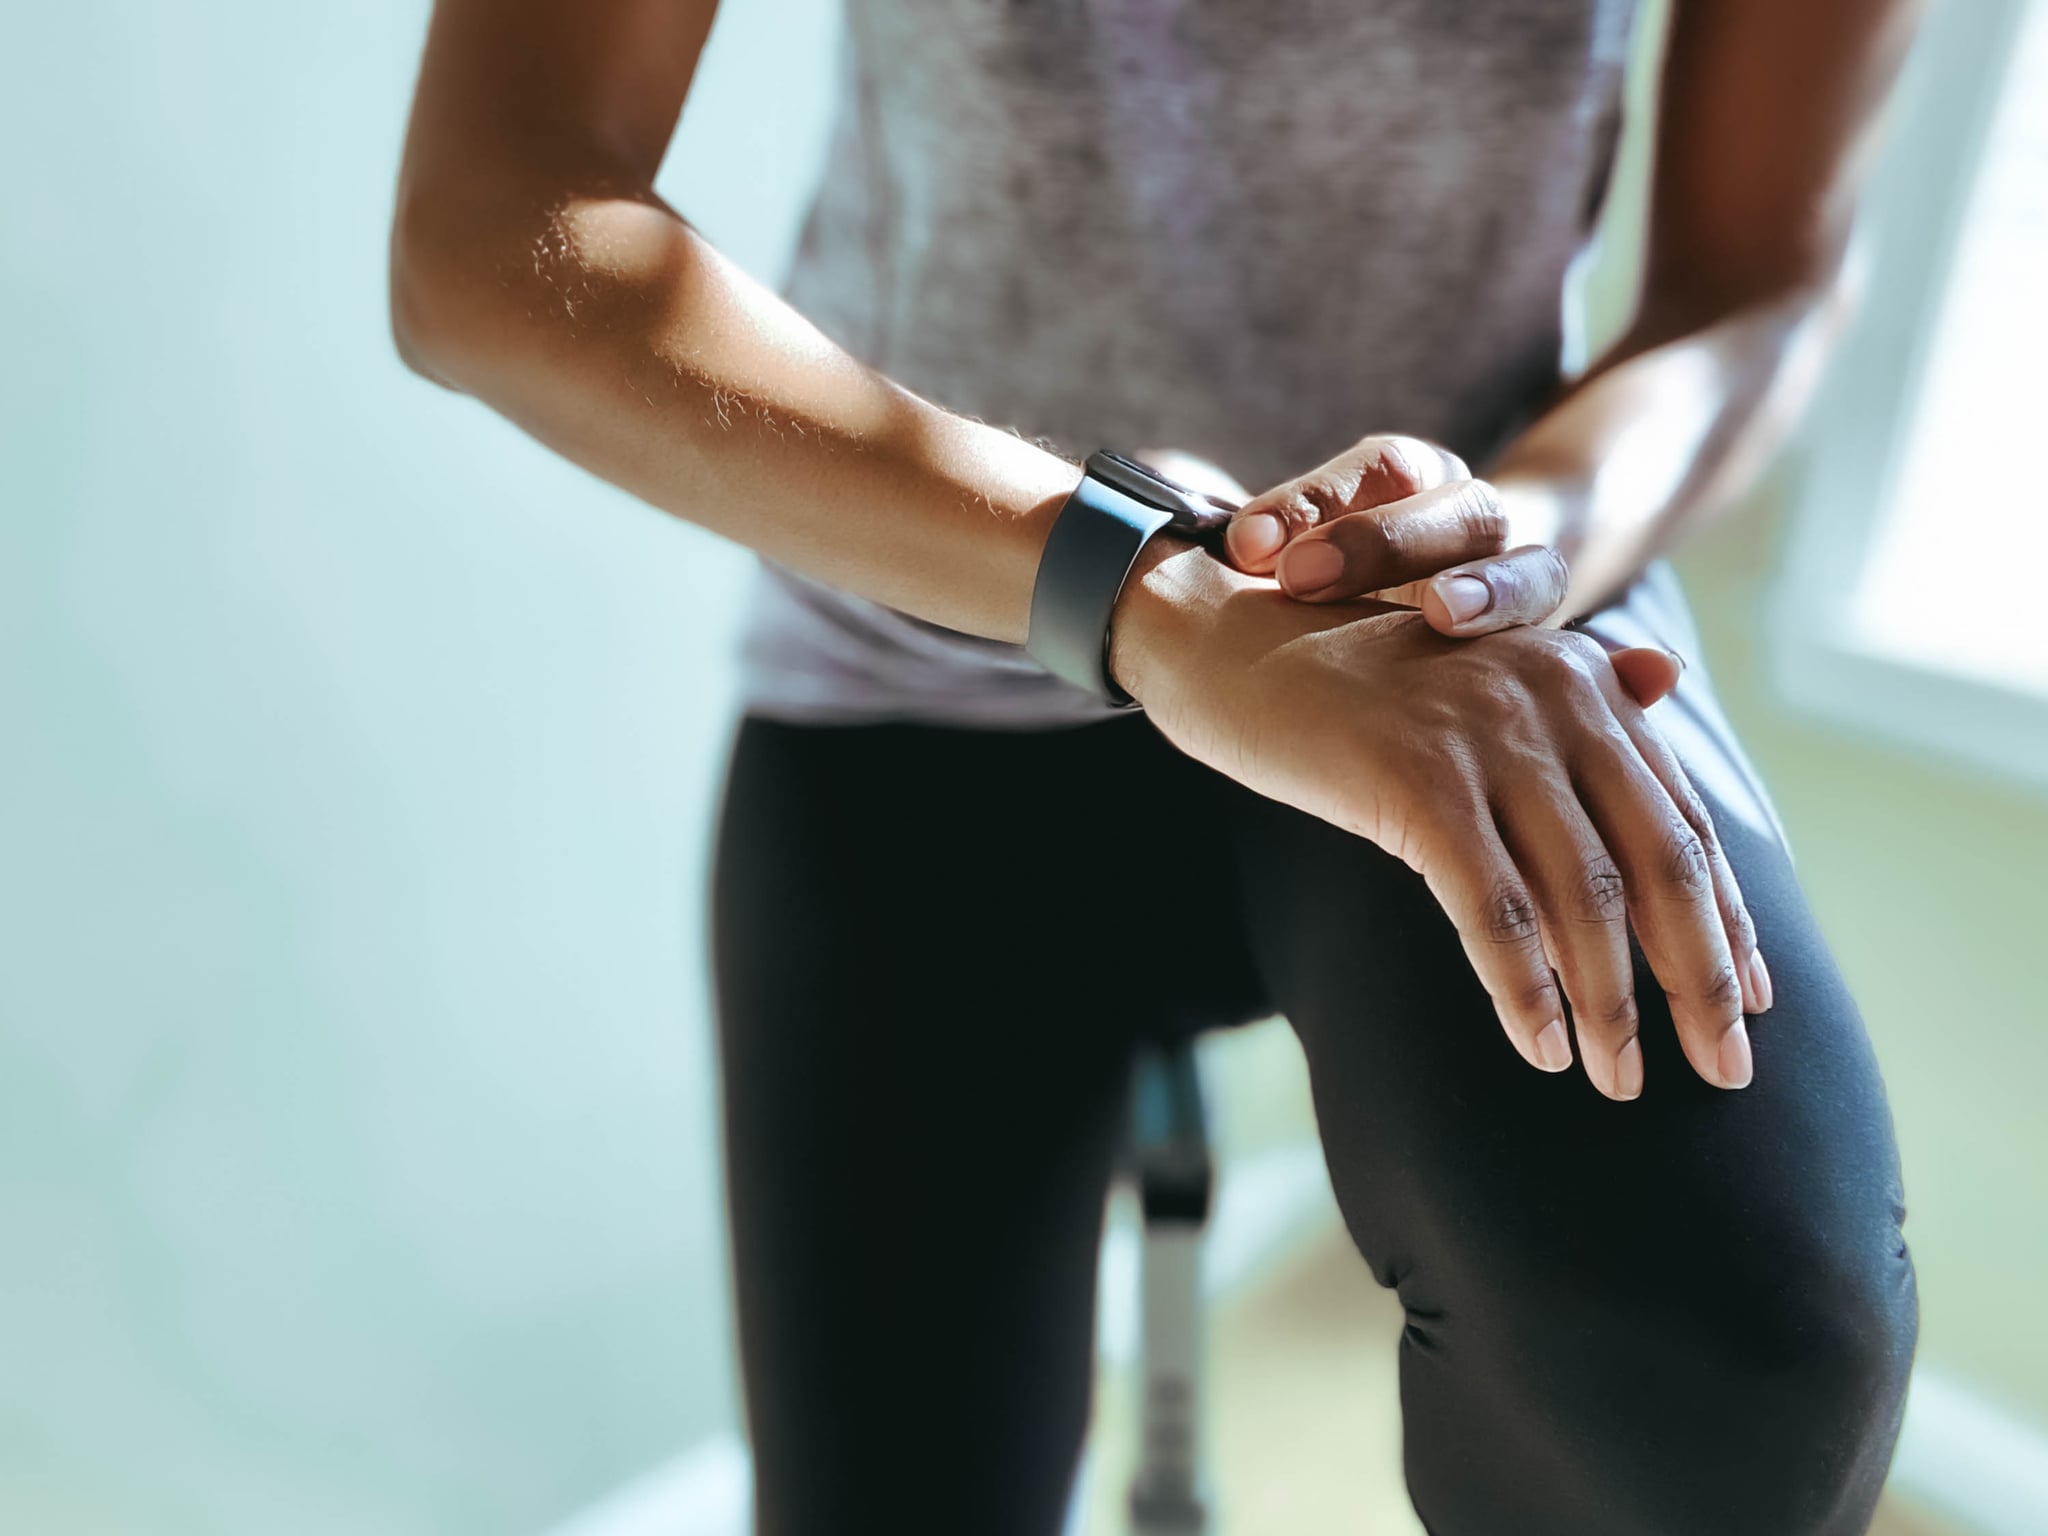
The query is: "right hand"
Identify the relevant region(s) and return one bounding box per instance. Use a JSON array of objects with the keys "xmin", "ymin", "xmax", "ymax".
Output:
[
  {"xmin": 1112, "ymin": 542, "xmax": 1768, "ymax": 1101},
  {"xmin": 1223, "ymin": 433, "xmax": 1574, "ymax": 636}
]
